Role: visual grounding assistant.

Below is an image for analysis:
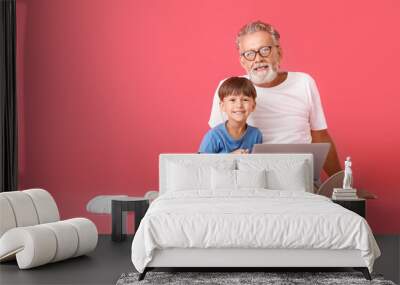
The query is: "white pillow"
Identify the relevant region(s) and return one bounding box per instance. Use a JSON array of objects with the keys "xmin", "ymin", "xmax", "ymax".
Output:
[
  {"xmin": 167, "ymin": 160, "xmax": 235, "ymax": 191},
  {"xmin": 266, "ymin": 162, "xmax": 309, "ymax": 191},
  {"xmin": 237, "ymin": 169, "xmax": 267, "ymax": 189},
  {"xmin": 237, "ymin": 159, "xmax": 311, "ymax": 192},
  {"xmin": 211, "ymin": 169, "xmax": 267, "ymax": 190},
  {"xmin": 211, "ymin": 168, "xmax": 236, "ymax": 190}
]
